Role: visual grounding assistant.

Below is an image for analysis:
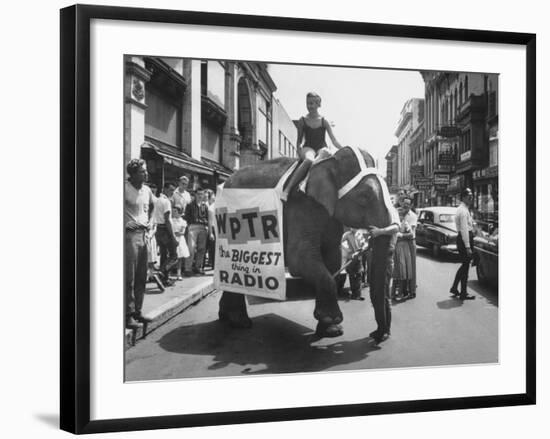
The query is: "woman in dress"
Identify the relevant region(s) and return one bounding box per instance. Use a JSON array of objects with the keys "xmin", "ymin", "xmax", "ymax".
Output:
[
  {"xmin": 392, "ymin": 208, "xmax": 415, "ymax": 299},
  {"xmin": 171, "ymin": 206, "xmax": 189, "ymax": 280}
]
